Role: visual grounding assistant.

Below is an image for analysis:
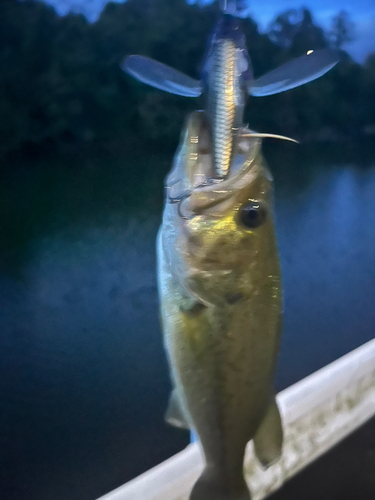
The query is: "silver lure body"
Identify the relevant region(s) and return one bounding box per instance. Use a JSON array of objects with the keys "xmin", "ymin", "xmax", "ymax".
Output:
[{"xmin": 202, "ymin": 16, "xmax": 251, "ymax": 177}]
